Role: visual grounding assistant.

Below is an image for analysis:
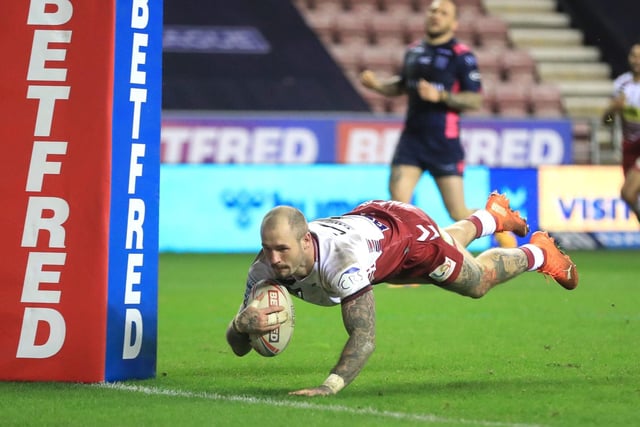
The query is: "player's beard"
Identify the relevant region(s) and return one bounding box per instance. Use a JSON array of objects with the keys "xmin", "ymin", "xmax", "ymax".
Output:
[
  {"xmin": 272, "ymin": 266, "xmax": 291, "ymax": 279},
  {"xmin": 427, "ymin": 27, "xmax": 451, "ymax": 40}
]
